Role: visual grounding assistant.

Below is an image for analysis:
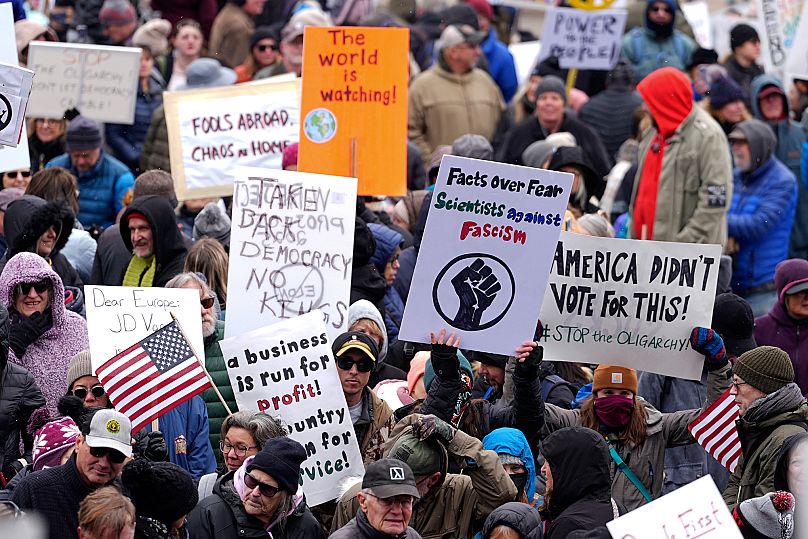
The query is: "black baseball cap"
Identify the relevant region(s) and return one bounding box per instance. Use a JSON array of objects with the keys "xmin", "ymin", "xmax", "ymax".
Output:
[
  {"xmin": 332, "ymin": 331, "xmax": 379, "ymax": 362},
  {"xmin": 362, "ymin": 458, "xmax": 421, "ymax": 499}
]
